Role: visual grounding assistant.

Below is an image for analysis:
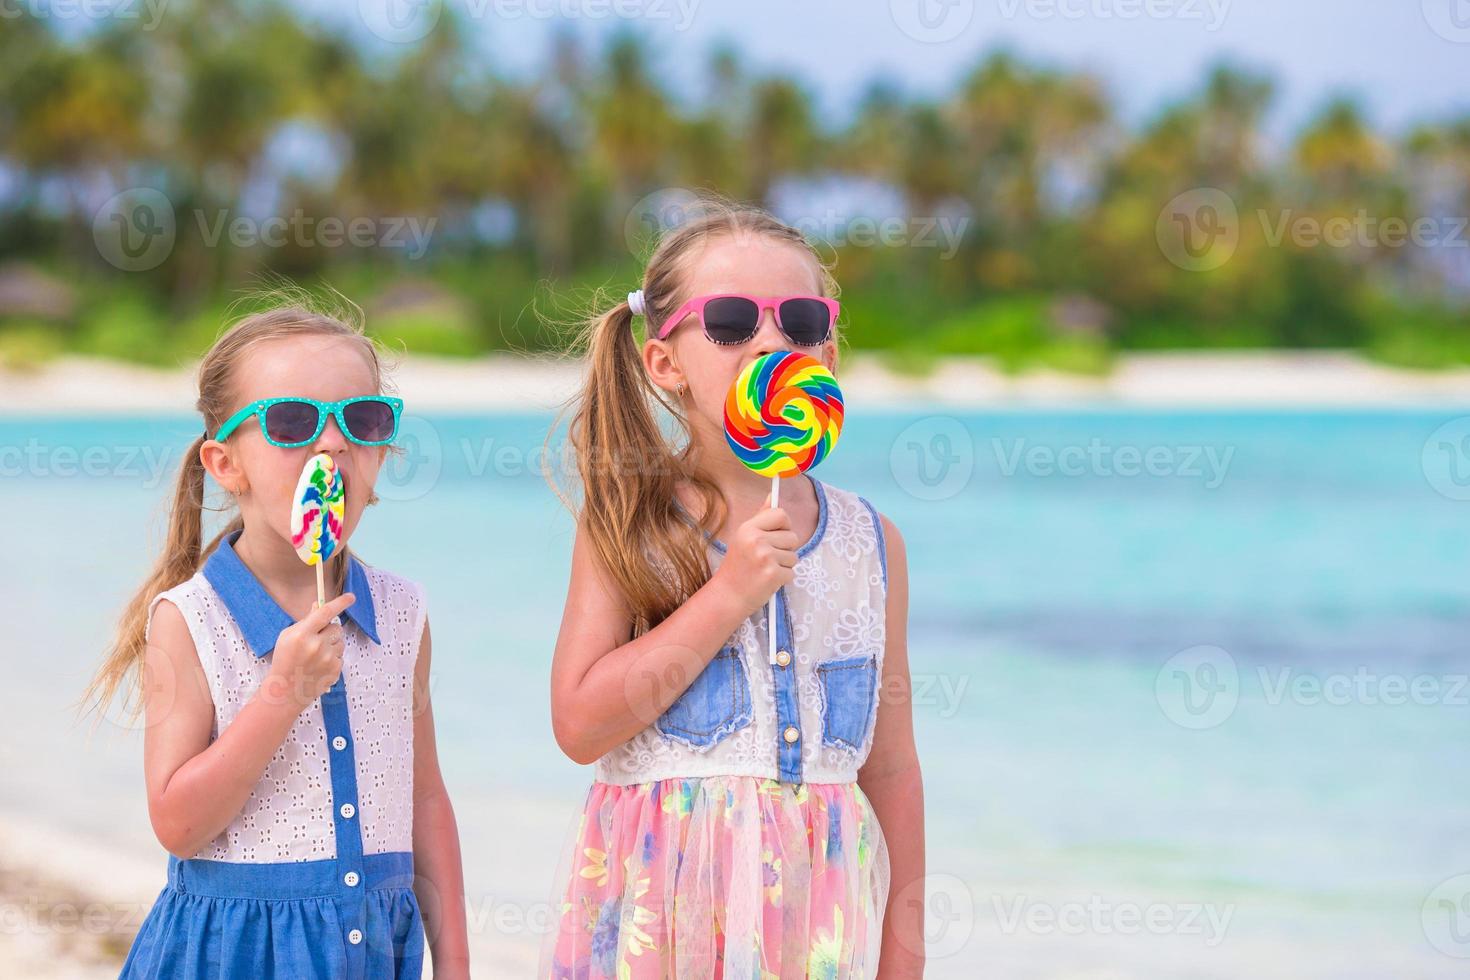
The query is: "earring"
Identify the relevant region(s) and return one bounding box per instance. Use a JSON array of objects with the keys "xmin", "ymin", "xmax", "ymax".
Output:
[{"xmin": 675, "ymin": 381, "xmax": 686, "ymax": 398}]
